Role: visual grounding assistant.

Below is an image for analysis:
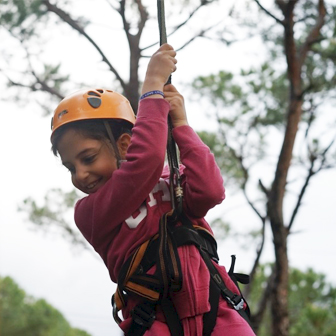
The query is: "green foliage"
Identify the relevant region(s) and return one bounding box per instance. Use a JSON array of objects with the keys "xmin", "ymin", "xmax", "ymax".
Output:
[
  {"xmin": 0, "ymin": 0, "xmax": 70, "ymax": 106},
  {"xmin": 18, "ymin": 188, "xmax": 89, "ymax": 250},
  {"xmin": 197, "ymin": 130, "xmax": 246, "ymax": 185},
  {"xmin": 247, "ymin": 266, "xmax": 336, "ymax": 336},
  {"xmin": 193, "ymin": 65, "xmax": 289, "ymax": 187},
  {"xmin": 0, "ymin": 0, "xmax": 46, "ymax": 38},
  {"xmin": 192, "ymin": 0, "xmax": 336, "ymax": 188},
  {"xmin": 0, "ymin": 275, "xmax": 91, "ymax": 336}
]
